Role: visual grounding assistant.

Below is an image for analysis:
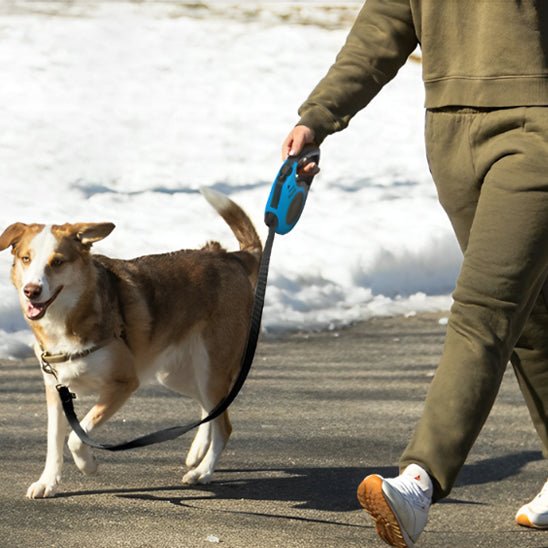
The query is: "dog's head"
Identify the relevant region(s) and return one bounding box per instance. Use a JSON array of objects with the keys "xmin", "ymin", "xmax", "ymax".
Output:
[{"xmin": 0, "ymin": 222, "xmax": 115, "ymax": 322}]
